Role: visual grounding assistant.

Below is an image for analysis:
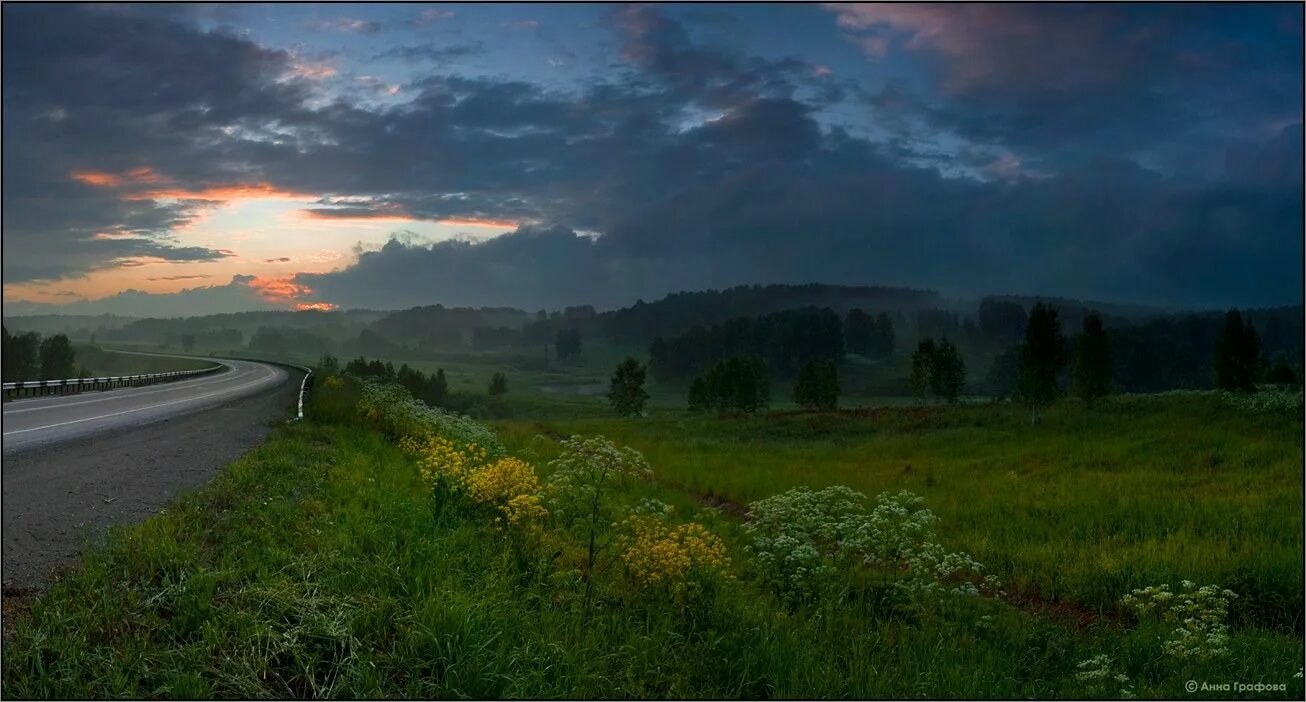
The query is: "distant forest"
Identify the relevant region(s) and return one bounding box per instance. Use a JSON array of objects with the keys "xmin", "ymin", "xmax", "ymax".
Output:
[{"xmin": 4, "ymin": 284, "xmax": 1301, "ymax": 395}]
